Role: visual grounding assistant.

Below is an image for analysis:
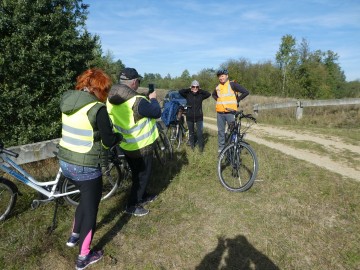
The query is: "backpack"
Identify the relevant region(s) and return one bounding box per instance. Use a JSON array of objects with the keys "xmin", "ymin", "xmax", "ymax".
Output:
[{"xmin": 161, "ymin": 101, "xmax": 180, "ymax": 127}]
